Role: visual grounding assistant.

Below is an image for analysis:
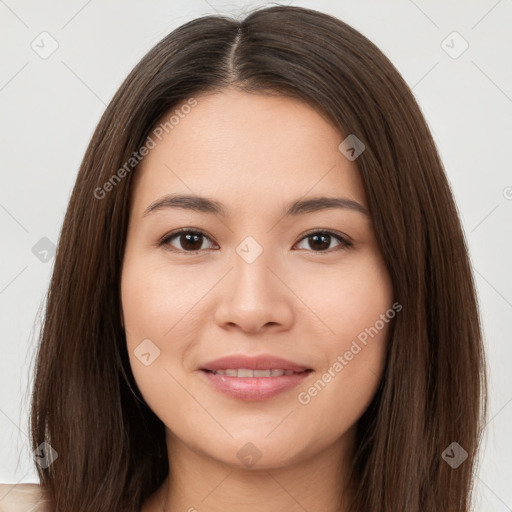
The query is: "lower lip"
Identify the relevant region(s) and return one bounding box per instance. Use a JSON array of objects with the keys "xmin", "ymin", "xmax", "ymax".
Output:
[{"xmin": 200, "ymin": 370, "xmax": 313, "ymax": 401}]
